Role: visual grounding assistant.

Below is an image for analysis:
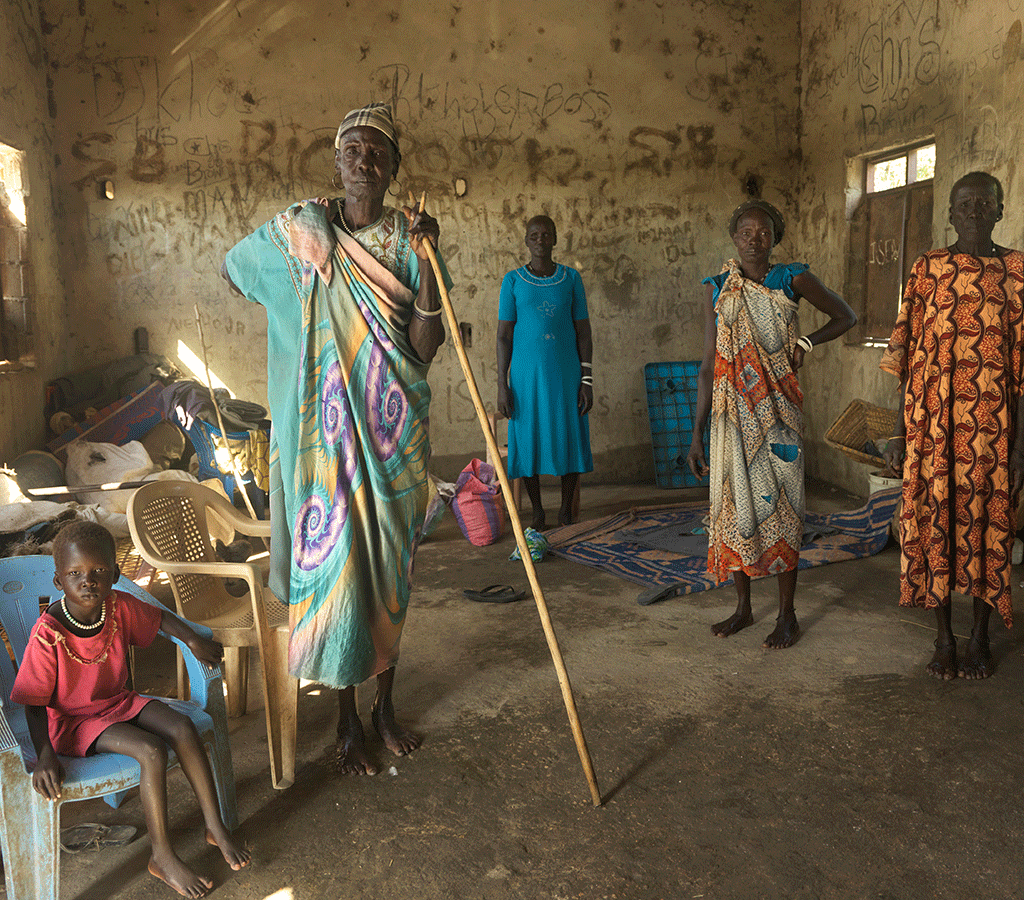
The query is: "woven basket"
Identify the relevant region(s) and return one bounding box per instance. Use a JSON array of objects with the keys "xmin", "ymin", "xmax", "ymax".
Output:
[{"xmin": 824, "ymin": 399, "xmax": 899, "ymax": 465}]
